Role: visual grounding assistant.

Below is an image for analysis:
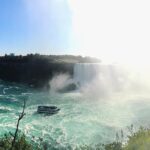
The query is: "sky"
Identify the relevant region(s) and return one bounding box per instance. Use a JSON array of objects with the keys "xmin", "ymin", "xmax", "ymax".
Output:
[{"xmin": 0, "ymin": 0, "xmax": 150, "ymax": 64}]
